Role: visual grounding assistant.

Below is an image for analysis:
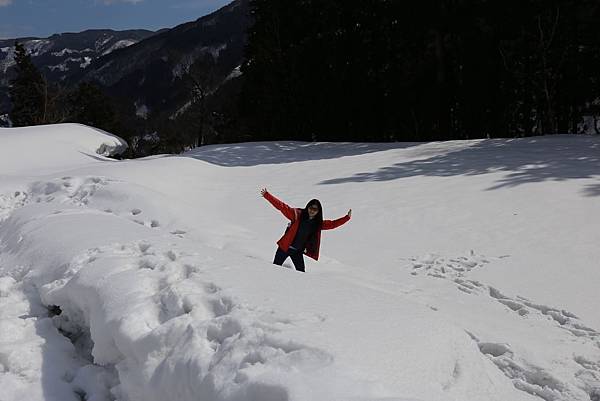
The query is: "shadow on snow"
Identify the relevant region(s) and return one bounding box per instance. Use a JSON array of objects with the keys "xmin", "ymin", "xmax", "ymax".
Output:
[
  {"xmin": 181, "ymin": 141, "xmax": 418, "ymax": 166},
  {"xmin": 317, "ymin": 136, "xmax": 600, "ymax": 195}
]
